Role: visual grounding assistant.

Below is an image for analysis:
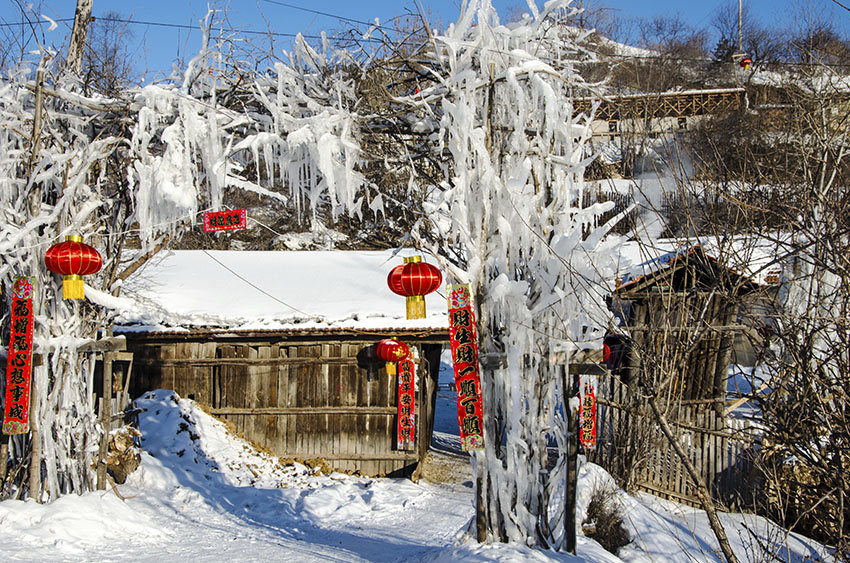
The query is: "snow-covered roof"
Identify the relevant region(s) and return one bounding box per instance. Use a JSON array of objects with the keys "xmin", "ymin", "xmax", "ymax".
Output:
[
  {"xmin": 614, "ymin": 237, "xmax": 787, "ymax": 291},
  {"xmin": 113, "ymin": 250, "xmax": 448, "ymax": 334}
]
